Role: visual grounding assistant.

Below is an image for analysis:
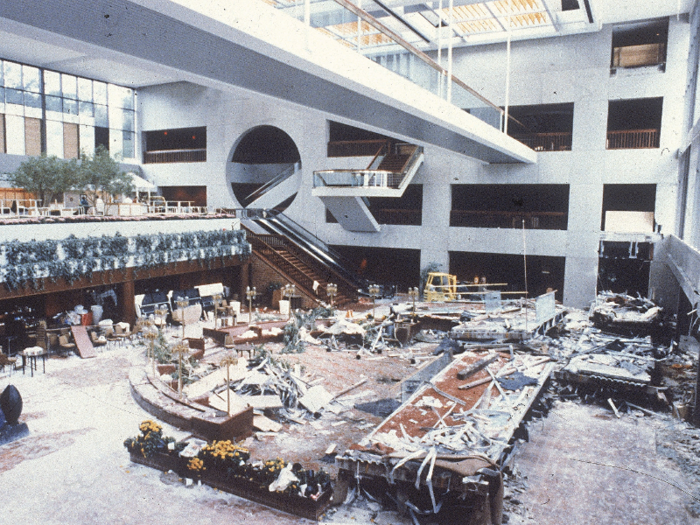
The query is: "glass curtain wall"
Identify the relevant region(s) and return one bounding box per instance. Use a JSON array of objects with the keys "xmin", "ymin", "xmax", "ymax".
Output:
[{"xmin": 0, "ymin": 58, "xmax": 135, "ymax": 160}]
